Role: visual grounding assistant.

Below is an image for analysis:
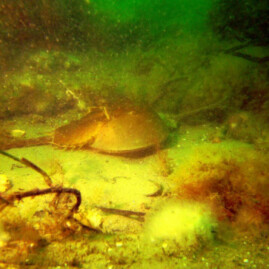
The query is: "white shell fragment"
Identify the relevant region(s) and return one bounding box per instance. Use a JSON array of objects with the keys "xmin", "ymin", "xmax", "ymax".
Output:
[
  {"xmin": 0, "ymin": 174, "xmax": 12, "ymax": 193},
  {"xmin": 10, "ymin": 129, "xmax": 26, "ymax": 138}
]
